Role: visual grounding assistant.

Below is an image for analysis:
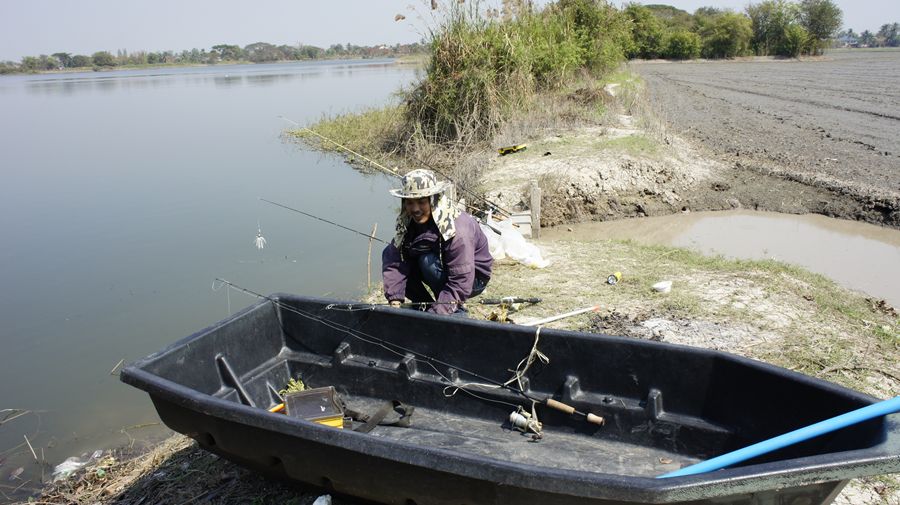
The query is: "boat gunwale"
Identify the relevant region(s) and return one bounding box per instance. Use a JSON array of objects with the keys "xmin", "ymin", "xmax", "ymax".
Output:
[{"xmin": 120, "ymin": 294, "xmax": 900, "ymax": 503}]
